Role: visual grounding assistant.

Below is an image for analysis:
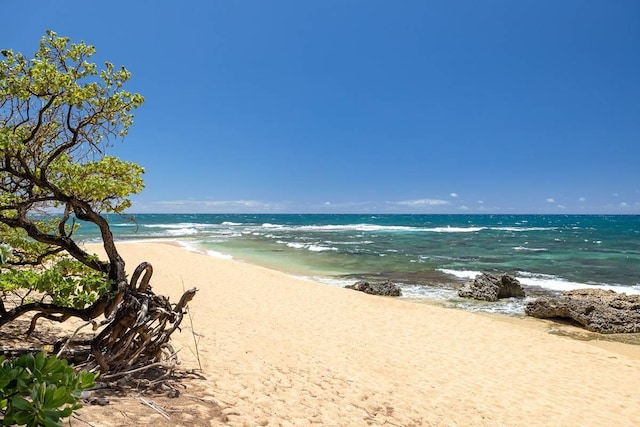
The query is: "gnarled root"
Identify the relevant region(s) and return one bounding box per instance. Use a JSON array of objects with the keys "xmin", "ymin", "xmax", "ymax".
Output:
[{"xmin": 59, "ymin": 262, "xmax": 197, "ymax": 377}]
